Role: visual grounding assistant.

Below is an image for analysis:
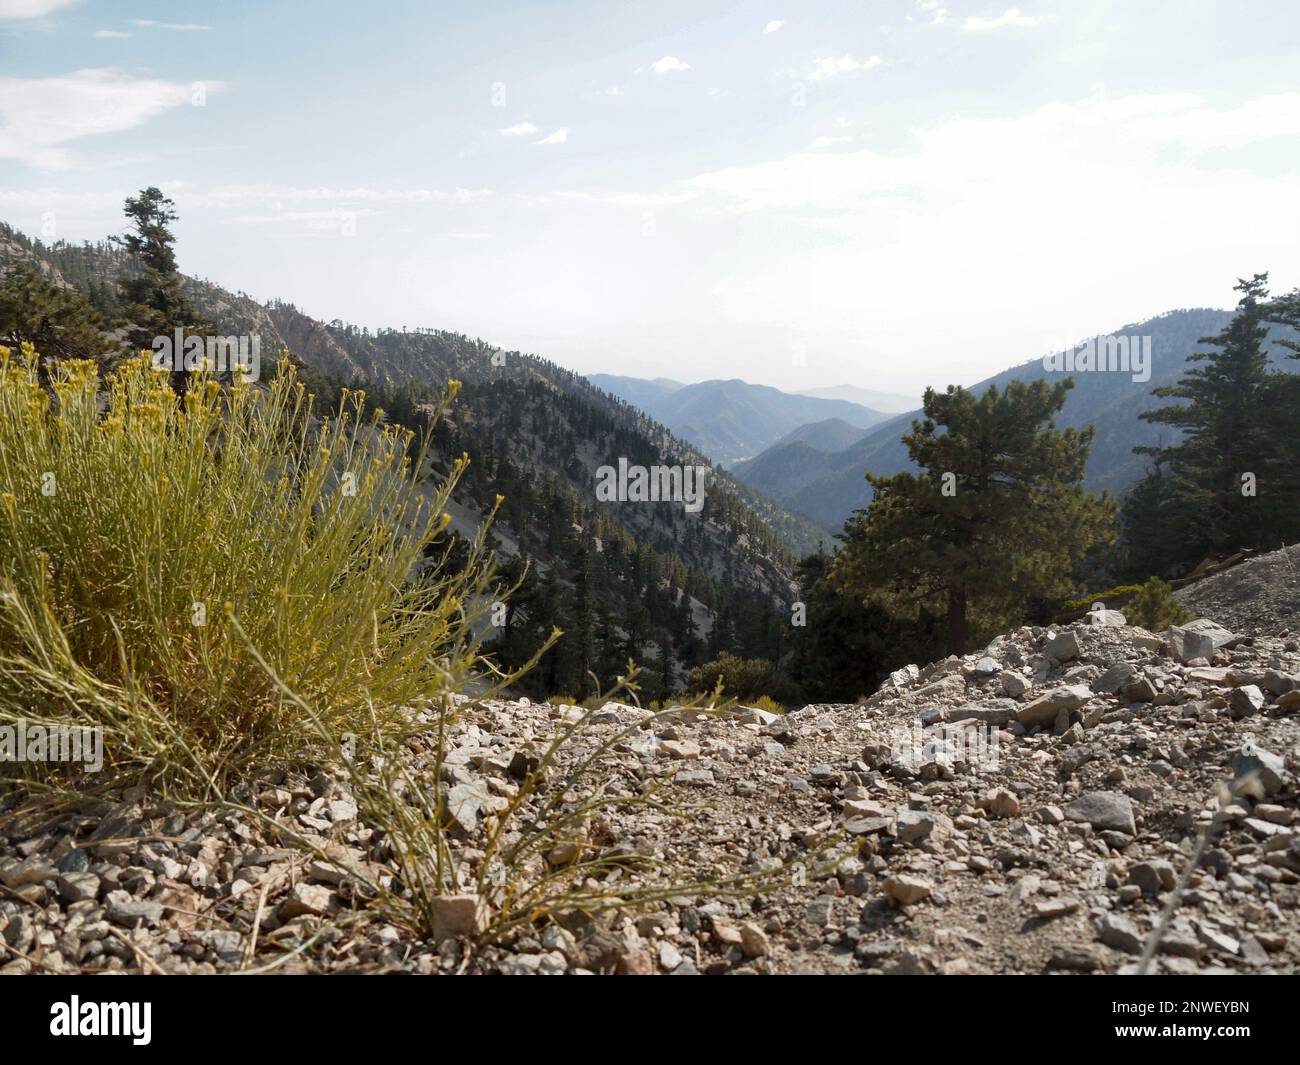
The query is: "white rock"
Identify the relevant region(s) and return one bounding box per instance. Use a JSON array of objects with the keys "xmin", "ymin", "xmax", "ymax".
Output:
[
  {"xmin": 1167, "ymin": 619, "xmax": 1235, "ymax": 664},
  {"xmin": 882, "ymin": 874, "xmax": 932, "ymax": 905}
]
